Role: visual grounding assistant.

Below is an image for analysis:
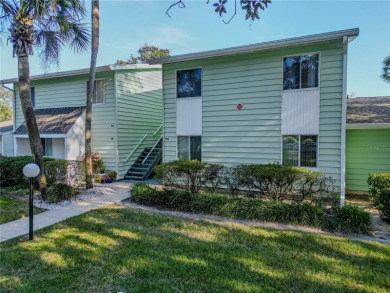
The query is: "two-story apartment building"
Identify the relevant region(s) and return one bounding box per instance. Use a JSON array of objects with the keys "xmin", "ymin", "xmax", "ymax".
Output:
[
  {"xmin": 1, "ymin": 64, "xmax": 163, "ymax": 179},
  {"xmin": 150, "ymin": 28, "xmax": 360, "ymax": 203}
]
